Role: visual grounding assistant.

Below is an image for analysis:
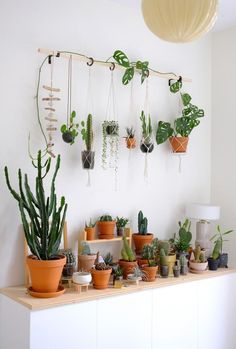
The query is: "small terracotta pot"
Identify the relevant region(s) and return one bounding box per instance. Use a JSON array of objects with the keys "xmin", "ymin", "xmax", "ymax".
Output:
[
  {"xmin": 169, "ymin": 136, "xmax": 189, "ymax": 153},
  {"xmin": 132, "ymin": 233, "xmax": 154, "ymax": 256},
  {"xmin": 85, "ymin": 227, "xmax": 96, "ymax": 241},
  {"xmin": 97, "ymin": 221, "xmax": 116, "ymax": 238},
  {"xmin": 91, "ymin": 268, "xmax": 112, "ymax": 289},
  {"xmin": 126, "ymin": 138, "xmax": 136, "ymax": 149},
  {"xmin": 142, "ymin": 265, "xmax": 158, "ymax": 282},
  {"xmin": 118, "ymin": 259, "xmax": 138, "ymax": 279},
  {"xmin": 137, "ymin": 258, "xmax": 148, "ymax": 267},
  {"xmin": 78, "ymin": 254, "xmax": 96, "ymax": 272},
  {"xmin": 27, "ymin": 255, "xmax": 66, "ymax": 293}
]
